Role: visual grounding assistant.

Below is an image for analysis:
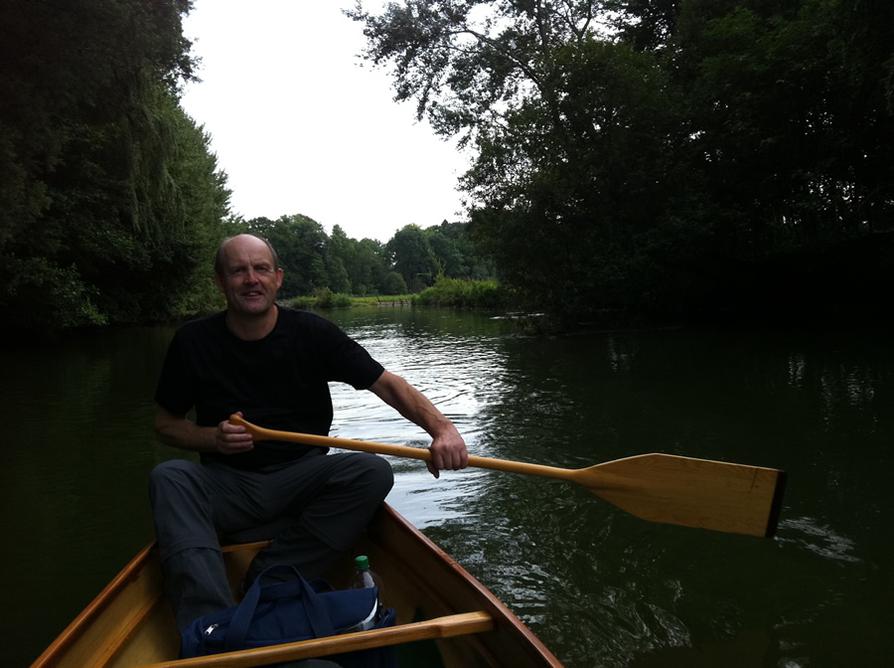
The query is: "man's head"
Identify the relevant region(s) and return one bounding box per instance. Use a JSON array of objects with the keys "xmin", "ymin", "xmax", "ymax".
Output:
[{"xmin": 213, "ymin": 234, "xmax": 284, "ymax": 318}]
